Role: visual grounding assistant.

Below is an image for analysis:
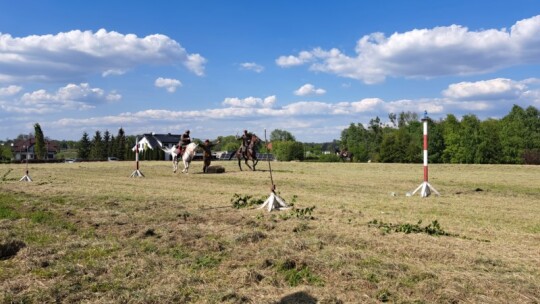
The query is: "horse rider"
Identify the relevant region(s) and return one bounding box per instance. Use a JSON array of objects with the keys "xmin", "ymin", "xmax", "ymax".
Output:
[
  {"xmin": 201, "ymin": 139, "xmax": 219, "ymax": 173},
  {"xmin": 178, "ymin": 130, "xmax": 191, "ymax": 155},
  {"xmin": 238, "ymin": 129, "xmax": 253, "ymax": 156}
]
